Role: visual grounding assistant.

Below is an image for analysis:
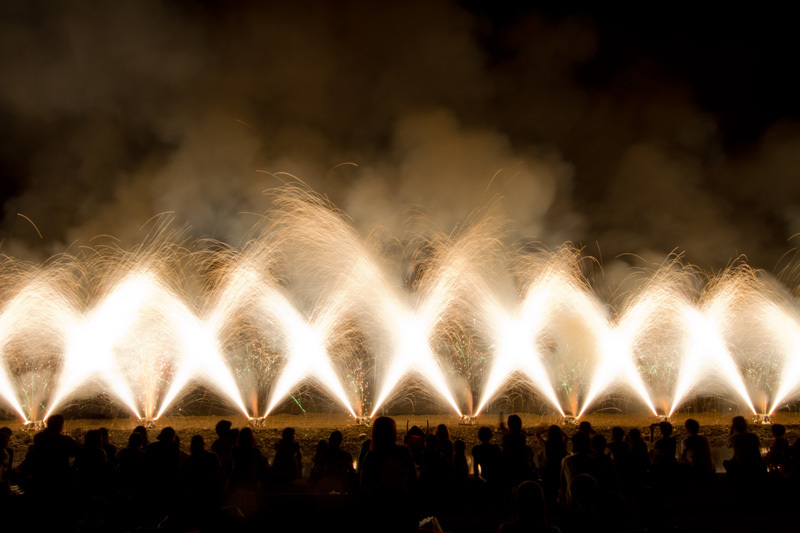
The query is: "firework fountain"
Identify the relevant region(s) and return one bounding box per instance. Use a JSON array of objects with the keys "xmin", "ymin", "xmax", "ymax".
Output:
[{"xmin": 1, "ymin": 187, "xmax": 800, "ymax": 425}]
